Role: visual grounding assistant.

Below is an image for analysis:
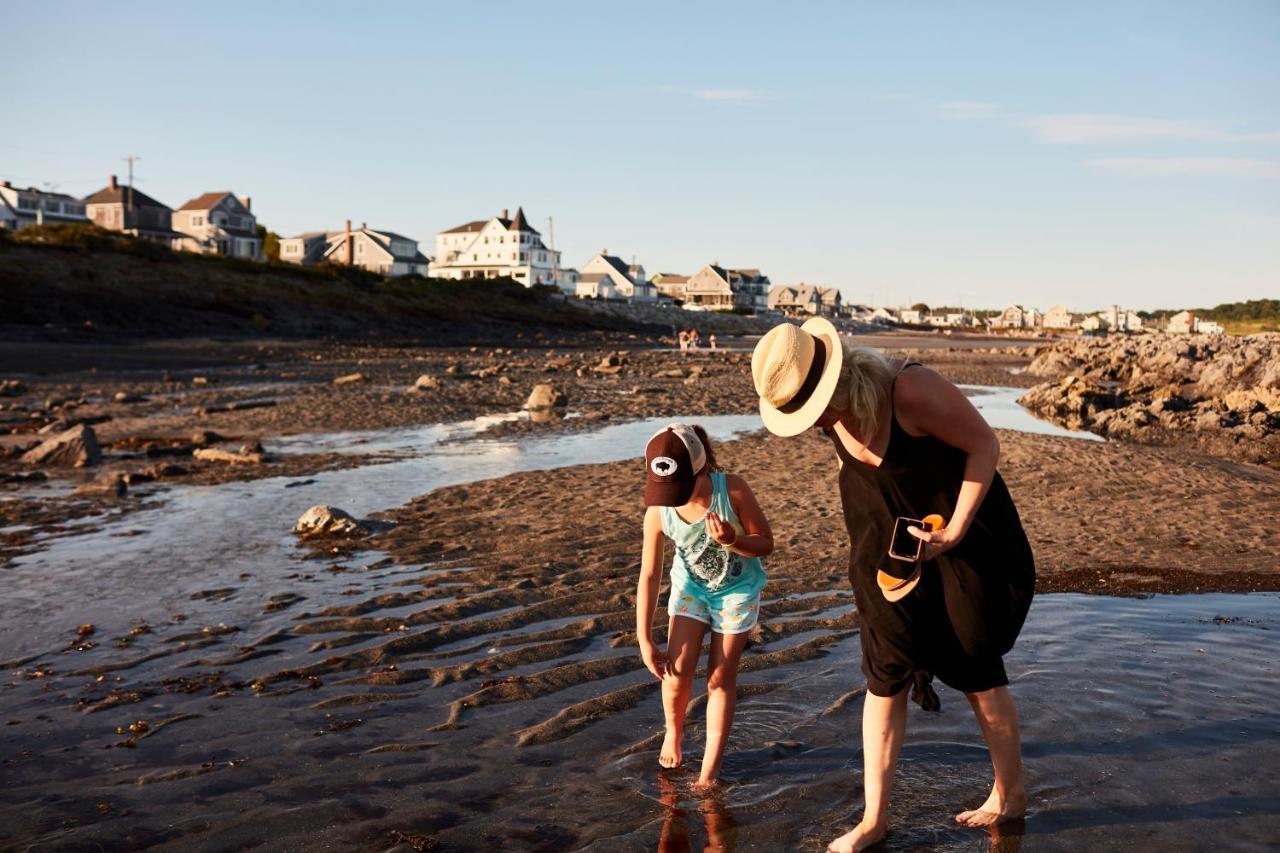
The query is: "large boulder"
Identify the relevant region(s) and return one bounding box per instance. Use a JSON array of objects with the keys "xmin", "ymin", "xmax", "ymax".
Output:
[
  {"xmin": 294, "ymin": 505, "xmax": 363, "ymax": 537},
  {"xmin": 21, "ymin": 424, "xmax": 102, "ymax": 467},
  {"xmin": 525, "ymin": 384, "xmax": 568, "ymax": 410}
]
